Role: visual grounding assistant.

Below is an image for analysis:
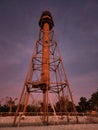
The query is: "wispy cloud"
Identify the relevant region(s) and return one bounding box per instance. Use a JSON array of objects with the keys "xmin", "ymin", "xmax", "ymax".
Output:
[{"xmin": 0, "ymin": 0, "xmax": 98, "ymax": 103}]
